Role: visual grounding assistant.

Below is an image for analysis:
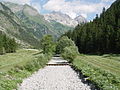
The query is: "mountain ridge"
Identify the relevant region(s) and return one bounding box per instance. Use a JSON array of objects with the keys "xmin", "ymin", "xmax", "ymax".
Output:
[
  {"xmin": 44, "ymin": 11, "xmax": 87, "ymax": 27},
  {"xmin": 0, "ymin": 1, "xmax": 87, "ymax": 48},
  {"xmin": 0, "ymin": 2, "xmax": 40, "ymax": 47},
  {"xmin": 3, "ymin": 2, "xmax": 87, "ymax": 27},
  {"xmin": 3, "ymin": 2, "xmax": 73, "ymax": 36}
]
